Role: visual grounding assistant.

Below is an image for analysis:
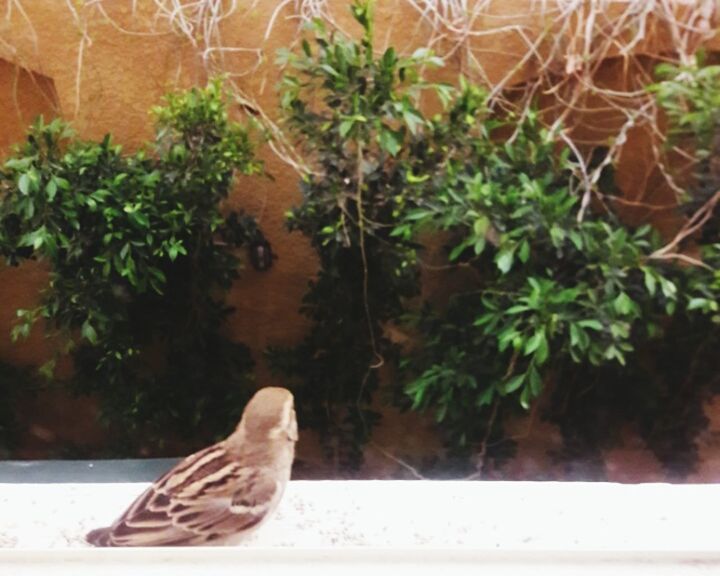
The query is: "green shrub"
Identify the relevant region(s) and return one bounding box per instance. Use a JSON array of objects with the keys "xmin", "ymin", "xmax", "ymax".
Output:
[
  {"xmin": 1, "ymin": 4, "xmax": 716, "ymax": 474},
  {"xmin": 399, "ymin": 110, "xmax": 719, "ymax": 464},
  {"xmin": 396, "ymin": 60, "xmax": 720, "ymax": 473},
  {"xmin": 0, "ymin": 80, "xmax": 264, "ymax": 453},
  {"xmin": 271, "ymin": 0, "xmax": 720, "ymax": 475},
  {"xmin": 268, "ymin": 0, "xmax": 452, "ymax": 468}
]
